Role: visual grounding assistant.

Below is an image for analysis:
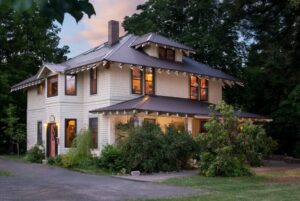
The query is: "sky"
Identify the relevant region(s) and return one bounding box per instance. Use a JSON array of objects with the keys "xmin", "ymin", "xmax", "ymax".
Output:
[{"xmin": 56, "ymin": 0, "xmax": 145, "ymax": 58}]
